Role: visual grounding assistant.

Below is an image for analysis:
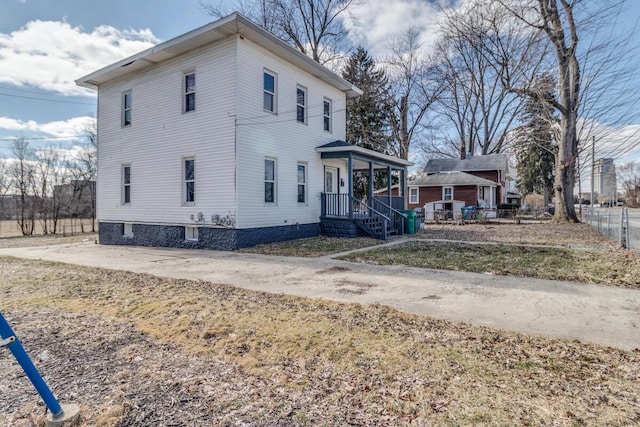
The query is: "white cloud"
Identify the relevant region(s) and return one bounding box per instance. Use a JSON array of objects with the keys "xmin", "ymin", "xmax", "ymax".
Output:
[
  {"xmin": 0, "ymin": 20, "xmax": 159, "ymax": 96},
  {"xmin": 344, "ymin": 0, "xmax": 446, "ymax": 57},
  {"xmin": 0, "ymin": 116, "xmax": 93, "ymax": 140}
]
